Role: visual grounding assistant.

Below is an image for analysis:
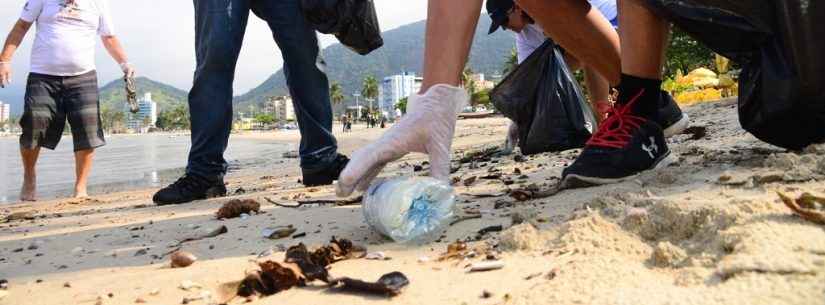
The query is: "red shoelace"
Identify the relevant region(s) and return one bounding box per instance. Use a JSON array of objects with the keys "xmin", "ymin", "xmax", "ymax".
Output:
[{"xmin": 586, "ymin": 89, "xmax": 648, "ymax": 149}]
